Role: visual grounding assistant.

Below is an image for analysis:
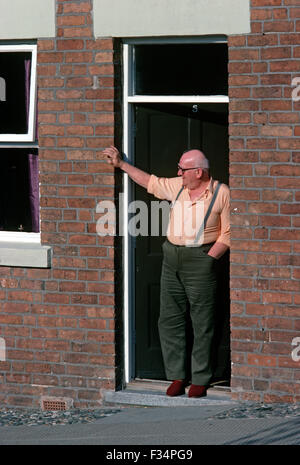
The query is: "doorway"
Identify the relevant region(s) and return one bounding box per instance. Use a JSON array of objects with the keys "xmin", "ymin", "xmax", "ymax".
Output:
[{"xmin": 122, "ymin": 39, "xmax": 230, "ymax": 385}]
